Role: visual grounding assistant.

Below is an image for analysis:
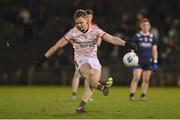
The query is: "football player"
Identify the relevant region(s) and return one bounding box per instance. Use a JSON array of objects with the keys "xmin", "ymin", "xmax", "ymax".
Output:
[
  {"xmin": 35, "ymin": 9, "xmax": 136, "ymax": 112},
  {"xmin": 71, "ymin": 9, "xmax": 102, "ymax": 101},
  {"xmin": 129, "ymin": 18, "xmax": 158, "ymax": 101}
]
